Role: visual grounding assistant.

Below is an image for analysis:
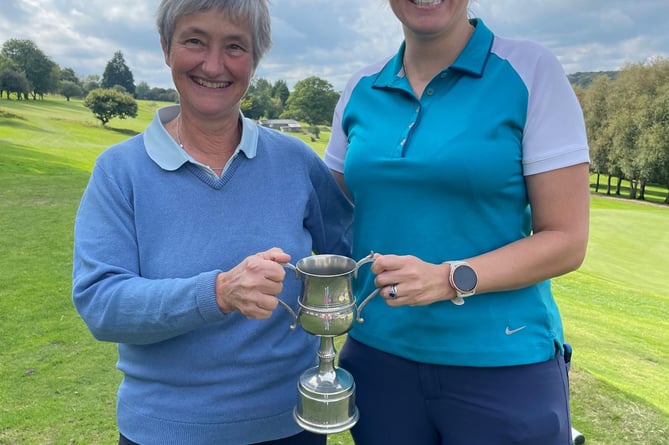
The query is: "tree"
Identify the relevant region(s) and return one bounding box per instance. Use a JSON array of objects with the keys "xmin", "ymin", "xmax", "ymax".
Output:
[
  {"xmin": 101, "ymin": 51, "xmax": 135, "ymax": 96},
  {"xmin": 1, "ymin": 39, "xmax": 58, "ymax": 99},
  {"xmin": 589, "ymin": 58, "xmax": 669, "ymax": 202},
  {"xmin": 81, "ymin": 74, "xmax": 101, "ymax": 95},
  {"xmin": 146, "ymin": 87, "xmax": 178, "ymax": 102},
  {"xmin": 582, "ymin": 75, "xmax": 613, "ymax": 192},
  {"xmin": 242, "ymin": 77, "xmax": 278, "ymax": 119},
  {"xmin": 135, "ymin": 81, "xmax": 151, "ymax": 99},
  {"xmin": 59, "ymin": 67, "xmax": 80, "ymax": 85},
  {"xmin": 0, "ymin": 67, "xmax": 30, "ymax": 99},
  {"xmin": 59, "ymin": 80, "xmax": 83, "ymax": 101},
  {"xmin": 282, "ymin": 76, "xmax": 339, "ymax": 125},
  {"xmin": 635, "ymin": 82, "xmax": 669, "ymax": 202},
  {"xmin": 272, "ymin": 79, "xmax": 290, "ymax": 107},
  {"xmin": 84, "ymin": 88, "xmax": 138, "ymax": 126},
  {"xmin": 0, "ymin": 54, "xmax": 29, "ymax": 99}
]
